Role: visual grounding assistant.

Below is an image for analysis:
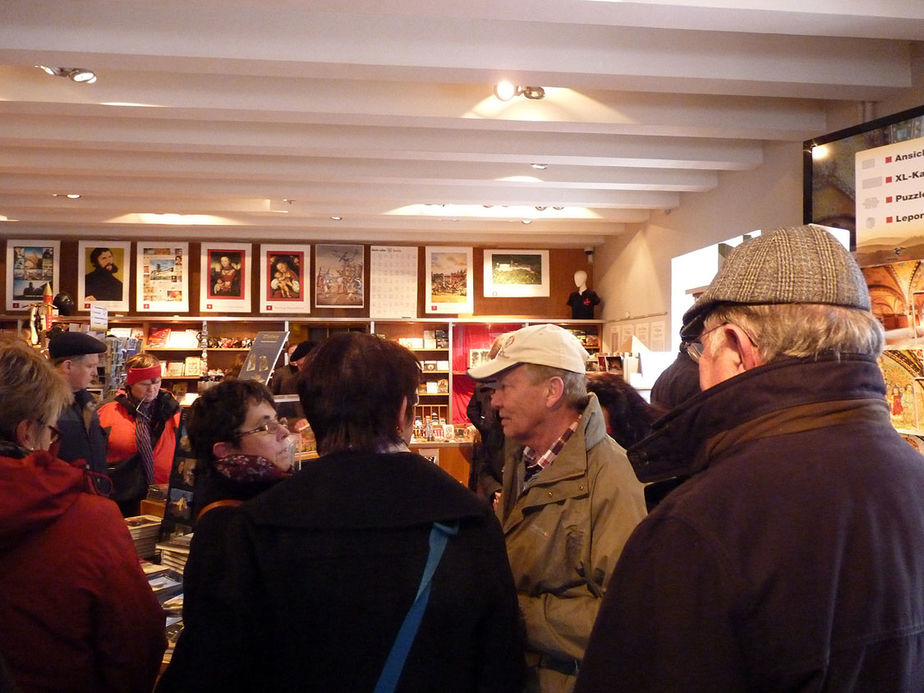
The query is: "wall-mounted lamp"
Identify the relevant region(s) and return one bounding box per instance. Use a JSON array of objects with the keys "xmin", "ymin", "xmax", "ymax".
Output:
[
  {"xmin": 494, "ymin": 80, "xmax": 545, "ymax": 101},
  {"xmin": 36, "ymin": 65, "xmax": 97, "ymax": 84}
]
